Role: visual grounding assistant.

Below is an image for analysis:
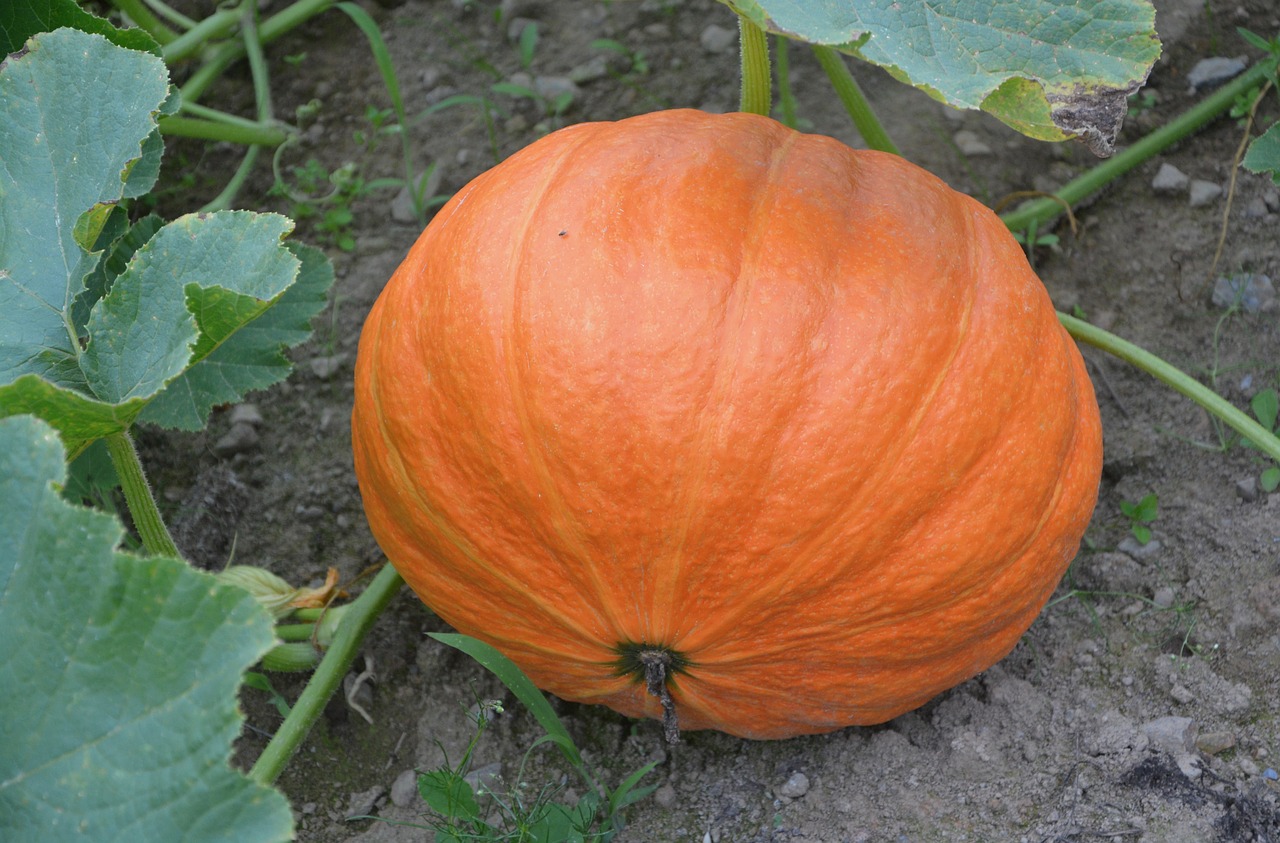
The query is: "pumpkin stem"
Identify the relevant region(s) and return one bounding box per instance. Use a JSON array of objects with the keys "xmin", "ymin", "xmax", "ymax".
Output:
[{"xmin": 638, "ymin": 649, "xmax": 680, "ymax": 744}]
